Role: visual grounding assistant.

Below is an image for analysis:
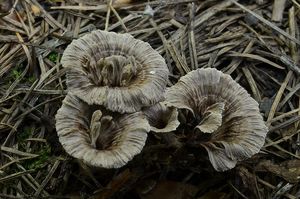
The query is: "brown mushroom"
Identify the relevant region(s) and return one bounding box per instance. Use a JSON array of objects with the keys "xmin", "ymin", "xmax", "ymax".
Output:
[
  {"xmin": 165, "ymin": 68, "xmax": 268, "ymax": 171},
  {"xmin": 61, "ymin": 30, "xmax": 169, "ymax": 113},
  {"xmin": 143, "ymin": 102, "xmax": 180, "ymax": 133},
  {"xmin": 55, "ymin": 94, "xmax": 150, "ymax": 168}
]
